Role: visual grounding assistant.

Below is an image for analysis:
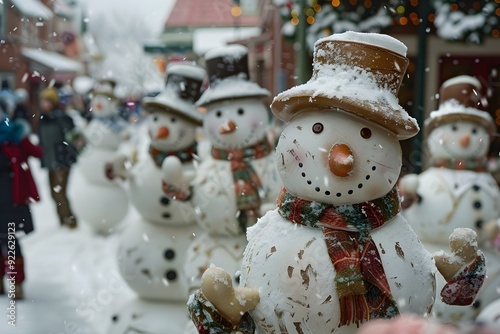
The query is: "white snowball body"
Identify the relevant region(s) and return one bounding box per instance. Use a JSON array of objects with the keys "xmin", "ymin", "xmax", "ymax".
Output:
[{"xmin": 237, "ymin": 108, "xmax": 436, "ymax": 333}]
